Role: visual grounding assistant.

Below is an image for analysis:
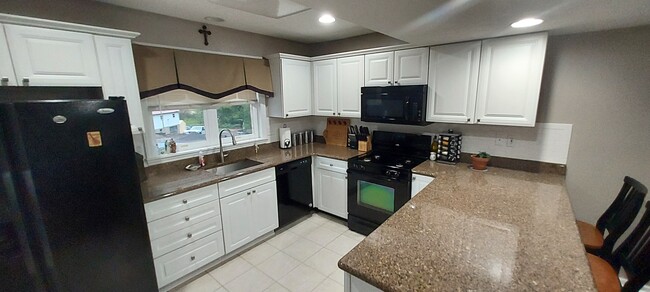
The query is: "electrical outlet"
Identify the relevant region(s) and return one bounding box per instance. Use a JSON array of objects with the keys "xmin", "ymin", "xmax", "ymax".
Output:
[{"xmin": 506, "ymin": 137, "xmax": 514, "ymax": 147}]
